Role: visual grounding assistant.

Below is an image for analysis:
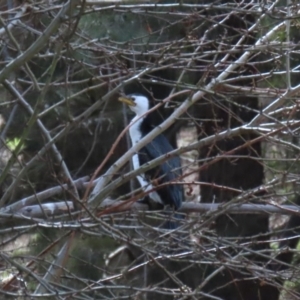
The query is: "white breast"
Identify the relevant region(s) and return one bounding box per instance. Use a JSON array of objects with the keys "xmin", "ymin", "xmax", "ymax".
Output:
[
  {"xmin": 129, "ymin": 116, "xmax": 143, "ymax": 145},
  {"xmin": 129, "ymin": 117, "xmax": 163, "ymax": 204}
]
